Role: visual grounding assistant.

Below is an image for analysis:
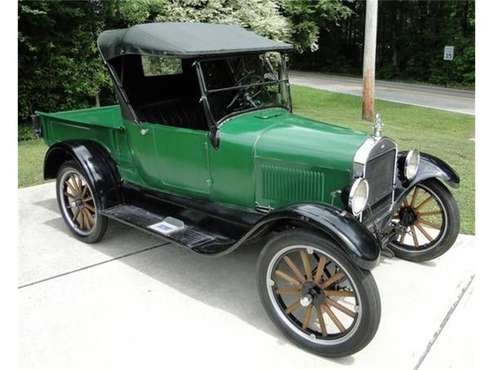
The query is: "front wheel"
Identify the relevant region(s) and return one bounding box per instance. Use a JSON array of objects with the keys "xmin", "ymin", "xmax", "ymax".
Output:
[
  {"xmin": 257, "ymin": 230, "xmax": 381, "ymax": 358},
  {"xmin": 388, "ymin": 179, "xmax": 460, "ymax": 262}
]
